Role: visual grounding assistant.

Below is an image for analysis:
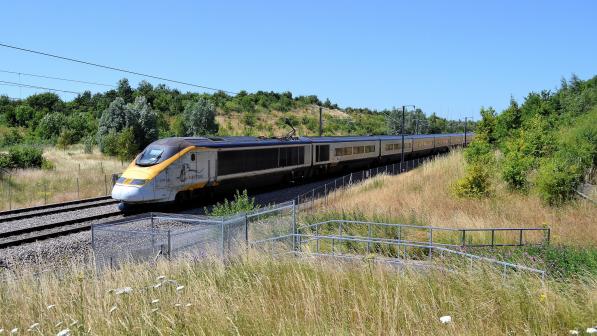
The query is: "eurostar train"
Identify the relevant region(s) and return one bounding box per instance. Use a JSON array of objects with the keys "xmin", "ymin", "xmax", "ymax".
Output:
[{"xmin": 112, "ymin": 133, "xmax": 473, "ymax": 205}]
